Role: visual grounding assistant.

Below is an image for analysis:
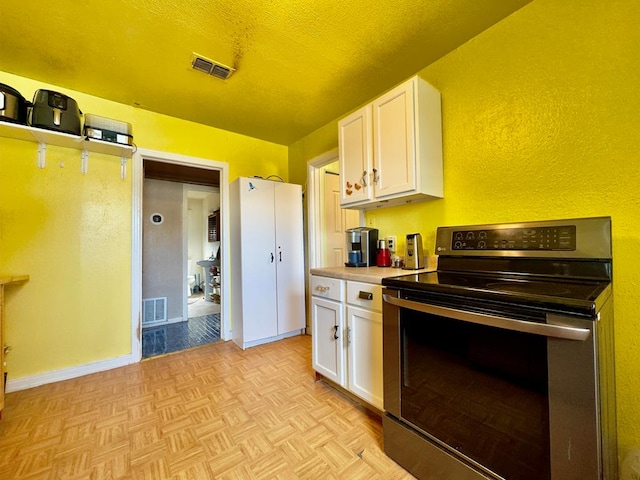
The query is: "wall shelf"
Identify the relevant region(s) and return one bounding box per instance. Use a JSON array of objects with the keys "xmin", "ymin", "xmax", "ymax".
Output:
[{"xmin": 0, "ymin": 121, "xmax": 134, "ymax": 178}]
